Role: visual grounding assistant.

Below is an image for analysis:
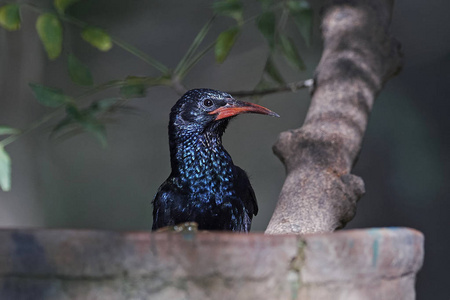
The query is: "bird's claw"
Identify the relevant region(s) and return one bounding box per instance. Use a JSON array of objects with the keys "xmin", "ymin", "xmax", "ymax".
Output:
[{"xmin": 155, "ymin": 222, "xmax": 199, "ymax": 233}]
